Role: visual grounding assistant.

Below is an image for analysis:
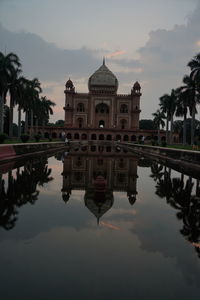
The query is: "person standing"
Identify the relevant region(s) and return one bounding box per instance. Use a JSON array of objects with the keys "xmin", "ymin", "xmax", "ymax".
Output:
[
  {"xmin": 141, "ymin": 136, "xmax": 145, "ymax": 144},
  {"xmin": 61, "ymin": 131, "xmax": 65, "ymax": 141}
]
